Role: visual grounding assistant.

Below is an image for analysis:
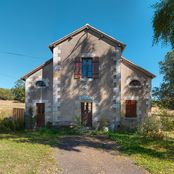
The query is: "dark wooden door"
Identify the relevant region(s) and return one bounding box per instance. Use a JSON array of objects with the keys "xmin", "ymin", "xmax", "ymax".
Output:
[
  {"xmin": 81, "ymin": 102, "xmax": 92, "ymax": 127},
  {"xmin": 36, "ymin": 103, "xmax": 45, "ymax": 127},
  {"xmin": 125, "ymin": 100, "xmax": 137, "ymax": 118}
]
